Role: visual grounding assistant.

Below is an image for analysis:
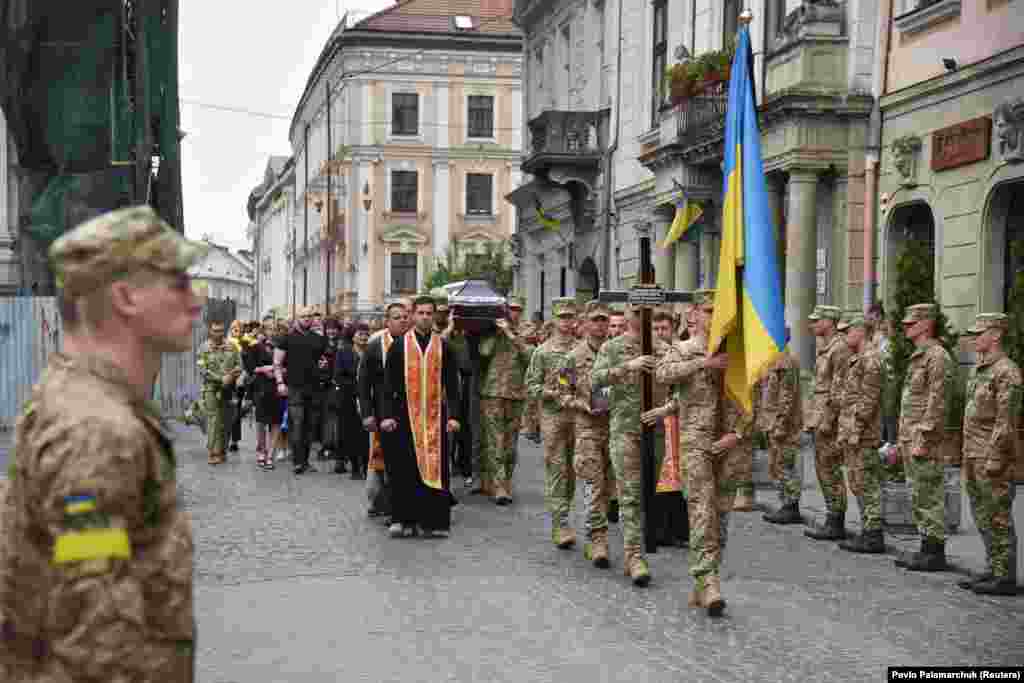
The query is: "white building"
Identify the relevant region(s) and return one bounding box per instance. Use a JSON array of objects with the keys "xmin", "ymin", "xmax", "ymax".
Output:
[
  {"xmin": 247, "ymin": 156, "xmax": 296, "ymax": 318},
  {"xmin": 189, "ymin": 241, "xmax": 255, "ymax": 323},
  {"xmin": 0, "ymin": 109, "xmax": 20, "ymax": 294}
]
